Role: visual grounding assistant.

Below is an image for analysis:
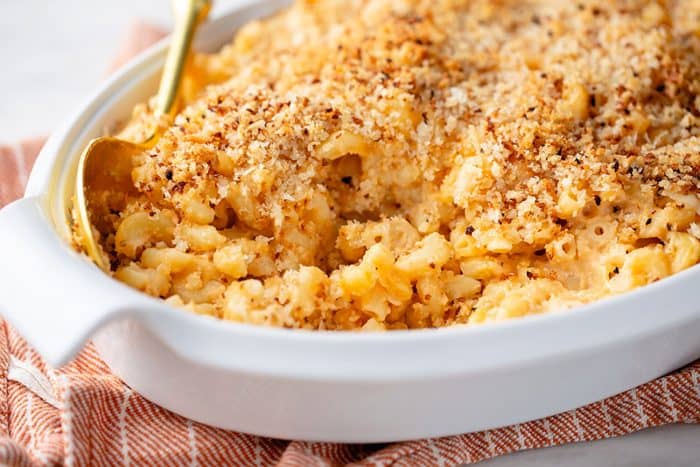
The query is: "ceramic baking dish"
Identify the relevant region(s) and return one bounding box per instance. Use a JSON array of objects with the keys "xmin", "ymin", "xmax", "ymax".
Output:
[{"xmin": 0, "ymin": 0, "xmax": 699, "ymax": 443}]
